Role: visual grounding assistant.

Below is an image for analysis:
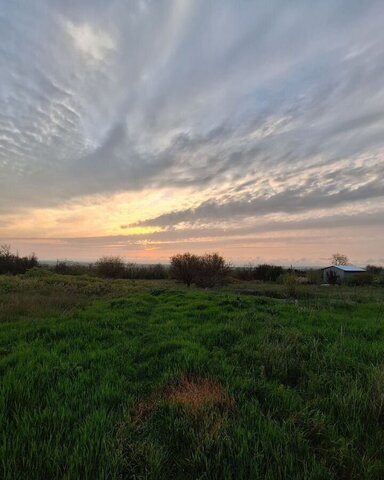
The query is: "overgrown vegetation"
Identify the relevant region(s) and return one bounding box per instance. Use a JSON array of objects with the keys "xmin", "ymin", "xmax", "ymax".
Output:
[
  {"xmin": 1, "ymin": 274, "xmax": 384, "ymax": 479},
  {"xmin": 52, "ymin": 259, "xmax": 168, "ymax": 279},
  {"xmin": 235, "ymin": 263, "xmax": 284, "ymax": 282},
  {"xmin": 95, "ymin": 255, "xmax": 127, "ymax": 278},
  {"xmin": 366, "ymin": 264, "xmax": 383, "ymax": 275},
  {"xmin": 0, "ymin": 245, "xmax": 38, "ymax": 275},
  {"xmin": 346, "ymin": 272, "xmax": 374, "ymax": 286},
  {"xmin": 170, "ymin": 252, "xmax": 231, "ymax": 287}
]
